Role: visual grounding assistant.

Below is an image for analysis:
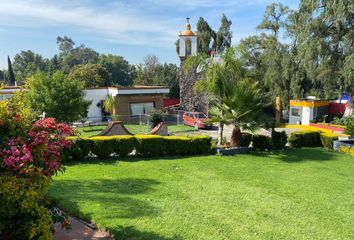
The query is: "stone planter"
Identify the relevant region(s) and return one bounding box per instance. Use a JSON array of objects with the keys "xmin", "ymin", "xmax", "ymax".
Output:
[
  {"xmin": 216, "ymin": 147, "xmax": 248, "ymax": 156},
  {"xmin": 333, "ymin": 139, "xmax": 354, "ymax": 151}
]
